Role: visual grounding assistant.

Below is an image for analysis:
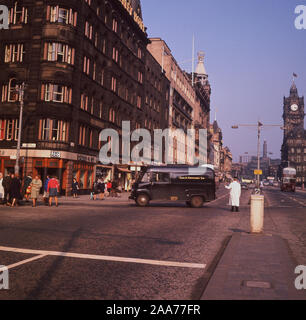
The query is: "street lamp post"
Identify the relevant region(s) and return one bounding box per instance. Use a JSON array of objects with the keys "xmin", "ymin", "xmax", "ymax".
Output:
[
  {"xmin": 256, "ymin": 122, "xmax": 263, "ymax": 188},
  {"xmin": 14, "ymin": 82, "xmax": 25, "ymax": 175},
  {"xmin": 231, "ymin": 122, "xmax": 283, "ymax": 189}
]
